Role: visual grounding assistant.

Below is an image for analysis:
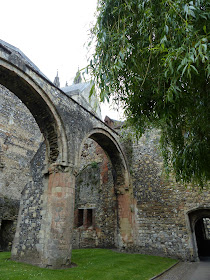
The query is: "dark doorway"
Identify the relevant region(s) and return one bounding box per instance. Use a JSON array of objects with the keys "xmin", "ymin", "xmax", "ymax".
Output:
[
  {"xmin": 0, "ymin": 220, "xmax": 14, "ymax": 251},
  {"xmin": 195, "ymin": 217, "xmax": 210, "ymax": 257}
]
